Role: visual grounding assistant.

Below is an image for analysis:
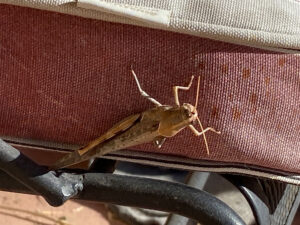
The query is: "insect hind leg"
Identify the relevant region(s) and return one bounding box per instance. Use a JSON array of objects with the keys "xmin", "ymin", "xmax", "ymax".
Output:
[
  {"xmin": 131, "ymin": 70, "xmax": 162, "ymax": 106},
  {"xmin": 173, "ymin": 76, "xmax": 194, "ymax": 106}
]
